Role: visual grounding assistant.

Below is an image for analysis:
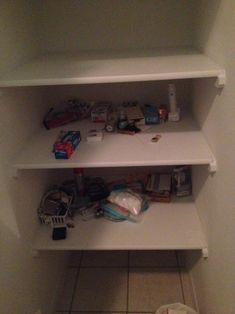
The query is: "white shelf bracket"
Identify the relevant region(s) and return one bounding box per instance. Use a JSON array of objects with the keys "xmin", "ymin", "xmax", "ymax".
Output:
[
  {"xmin": 215, "ymin": 71, "xmax": 226, "ymax": 88},
  {"xmin": 202, "ymin": 247, "xmax": 209, "ymax": 259},
  {"xmin": 208, "ymin": 158, "xmax": 217, "ymax": 173},
  {"xmin": 9, "ymin": 166, "xmax": 20, "ymax": 179}
]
